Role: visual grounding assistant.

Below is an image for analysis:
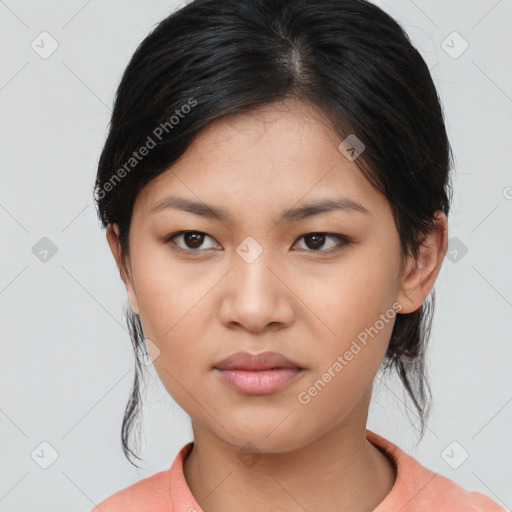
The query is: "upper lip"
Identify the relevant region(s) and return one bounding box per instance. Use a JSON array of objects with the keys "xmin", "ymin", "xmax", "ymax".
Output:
[{"xmin": 213, "ymin": 351, "xmax": 304, "ymax": 371}]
